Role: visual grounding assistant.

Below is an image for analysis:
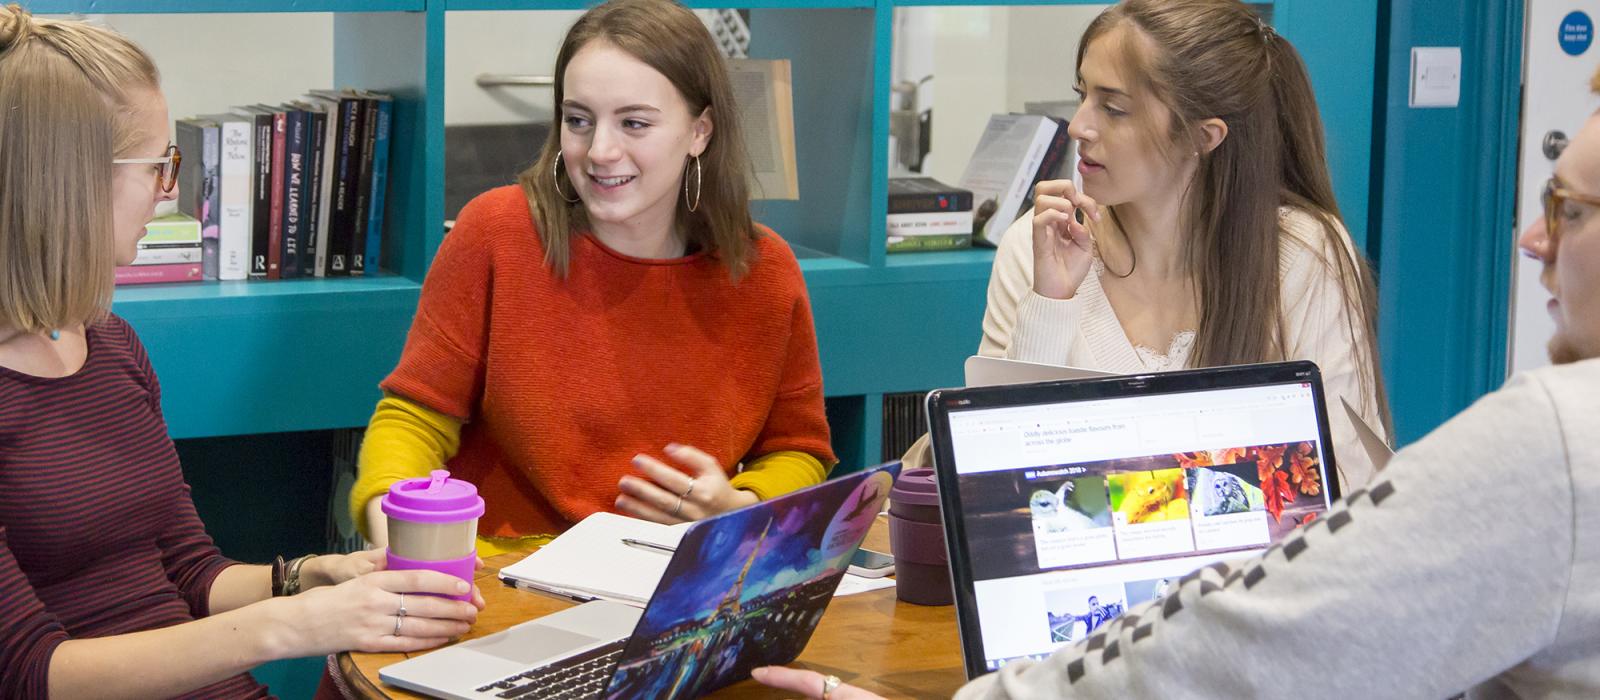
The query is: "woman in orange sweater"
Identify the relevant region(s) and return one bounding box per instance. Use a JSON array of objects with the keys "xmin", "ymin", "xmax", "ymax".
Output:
[{"xmin": 352, "ymin": 0, "xmax": 835, "ymax": 554}]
